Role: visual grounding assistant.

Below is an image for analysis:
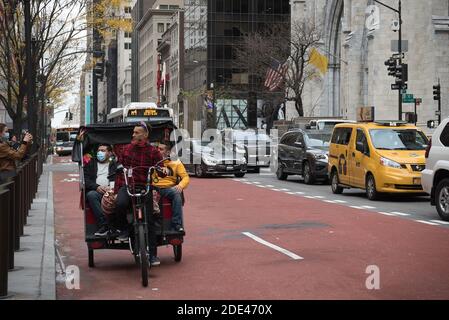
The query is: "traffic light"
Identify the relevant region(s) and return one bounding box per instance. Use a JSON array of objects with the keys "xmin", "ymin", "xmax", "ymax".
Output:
[
  {"xmin": 395, "ymin": 63, "xmax": 408, "ymax": 85},
  {"xmin": 433, "ymin": 84, "xmax": 441, "ymax": 101},
  {"xmin": 427, "ymin": 120, "xmax": 436, "ymax": 129},
  {"xmin": 94, "ymin": 61, "xmax": 104, "ymax": 80},
  {"xmin": 385, "ymin": 58, "xmax": 397, "ymax": 76}
]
